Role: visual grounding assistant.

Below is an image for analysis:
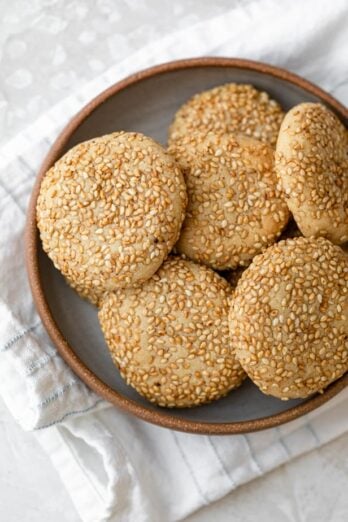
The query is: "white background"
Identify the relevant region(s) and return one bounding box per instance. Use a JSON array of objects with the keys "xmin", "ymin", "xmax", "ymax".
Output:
[{"xmin": 0, "ymin": 1, "xmax": 347, "ymax": 520}]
